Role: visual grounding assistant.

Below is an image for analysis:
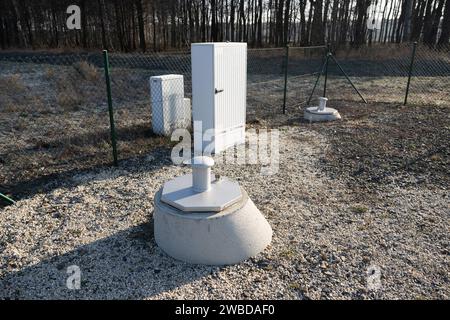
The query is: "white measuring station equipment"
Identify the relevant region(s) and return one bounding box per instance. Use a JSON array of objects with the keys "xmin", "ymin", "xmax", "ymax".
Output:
[
  {"xmin": 153, "ymin": 42, "xmax": 272, "ymax": 265},
  {"xmin": 304, "ymin": 96, "xmax": 341, "ymax": 122},
  {"xmin": 304, "ymin": 49, "xmax": 367, "ymax": 122},
  {"xmin": 191, "ymin": 42, "xmax": 247, "ymax": 153},
  {"xmin": 150, "ymin": 74, "xmax": 191, "ymax": 136}
]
